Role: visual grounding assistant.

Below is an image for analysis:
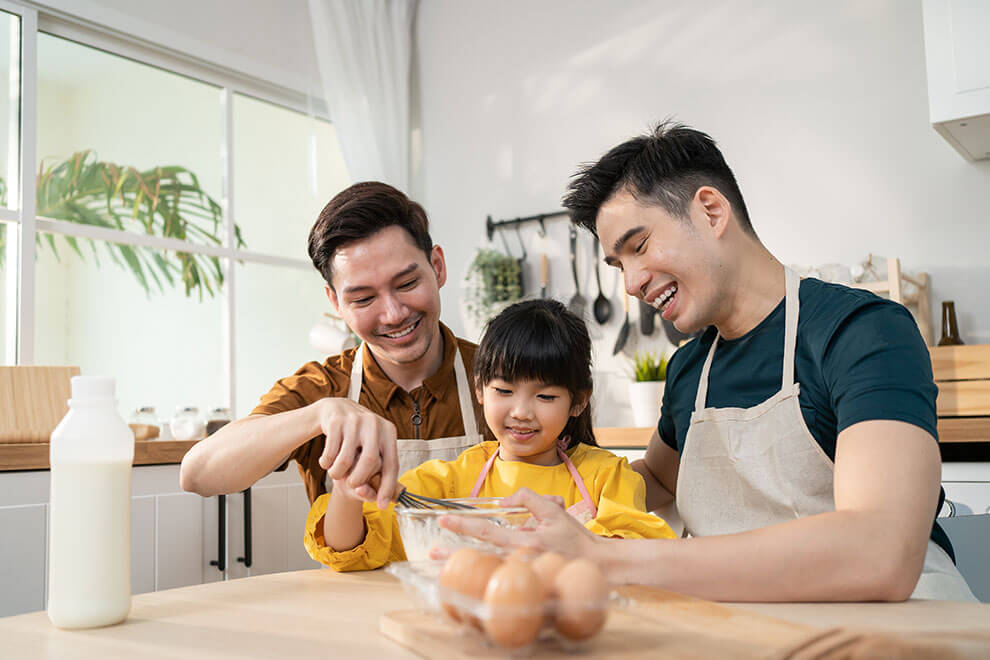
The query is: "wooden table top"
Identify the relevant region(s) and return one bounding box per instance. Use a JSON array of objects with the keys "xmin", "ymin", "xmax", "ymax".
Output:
[{"xmin": 2, "ymin": 568, "xmax": 989, "ymax": 659}]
